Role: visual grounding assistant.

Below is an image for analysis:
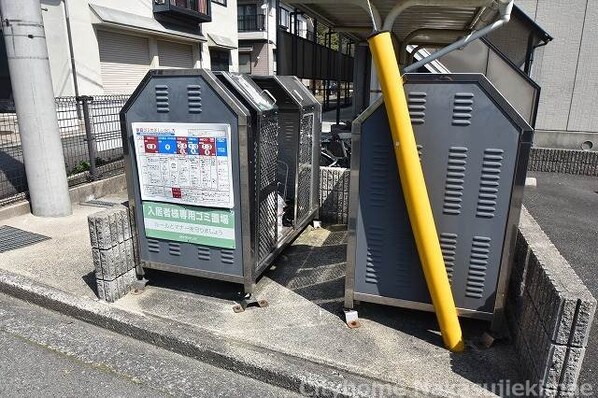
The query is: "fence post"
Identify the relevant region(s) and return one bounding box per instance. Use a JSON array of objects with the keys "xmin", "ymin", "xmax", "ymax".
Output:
[{"xmin": 79, "ymin": 95, "xmax": 98, "ymax": 180}]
